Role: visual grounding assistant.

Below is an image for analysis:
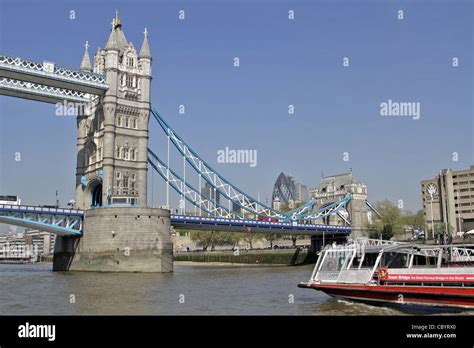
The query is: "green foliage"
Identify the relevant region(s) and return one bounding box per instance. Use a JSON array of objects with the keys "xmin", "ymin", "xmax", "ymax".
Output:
[
  {"xmin": 189, "ymin": 231, "xmax": 241, "ymax": 251},
  {"xmin": 368, "ymin": 200, "xmax": 404, "ymax": 240},
  {"xmin": 279, "ymin": 200, "xmax": 305, "ymax": 213},
  {"xmin": 242, "ymin": 232, "xmax": 264, "ymax": 249},
  {"xmin": 434, "ymin": 222, "xmax": 453, "ymax": 236},
  {"xmin": 264, "ymin": 234, "xmax": 281, "ymax": 249},
  {"xmin": 174, "ymin": 250, "xmax": 308, "ymax": 265},
  {"xmin": 400, "ymin": 210, "xmax": 426, "ymax": 231}
]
